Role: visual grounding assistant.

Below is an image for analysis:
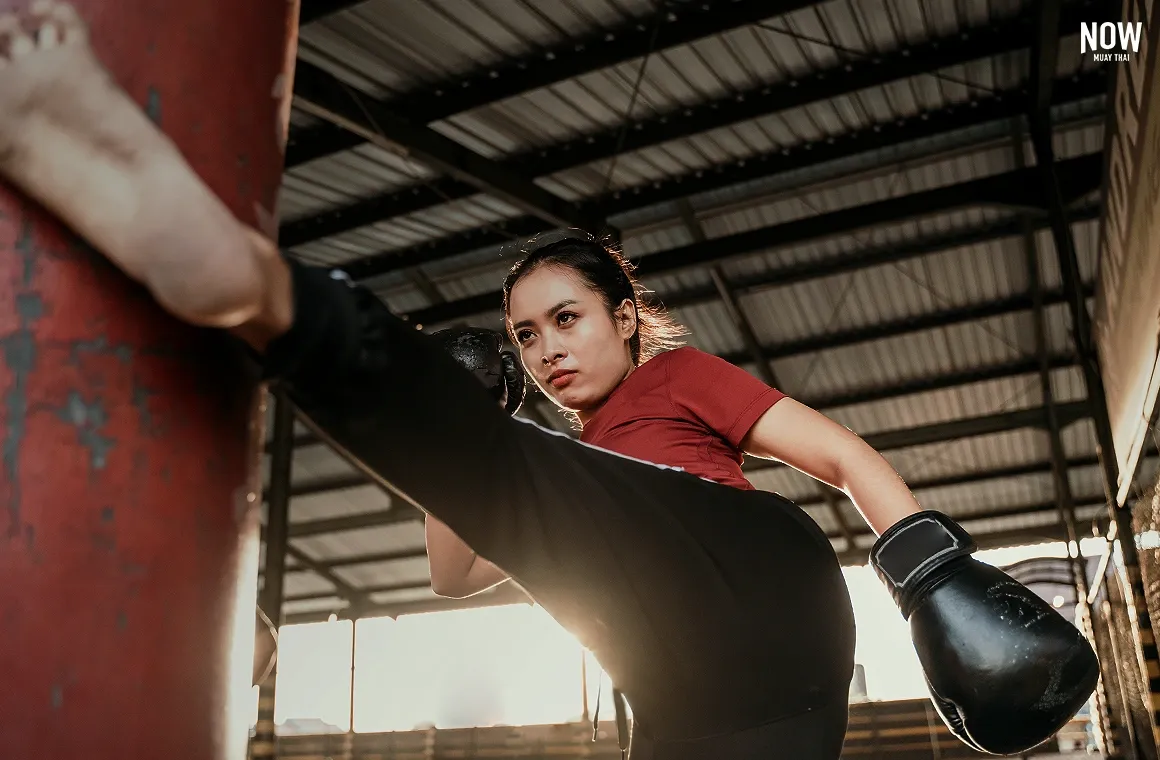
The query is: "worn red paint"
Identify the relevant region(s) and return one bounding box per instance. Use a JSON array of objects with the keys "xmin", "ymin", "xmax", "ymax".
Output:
[{"xmin": 0, "ymin": 1, "xmax": 298, "ymax": 758}]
